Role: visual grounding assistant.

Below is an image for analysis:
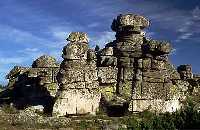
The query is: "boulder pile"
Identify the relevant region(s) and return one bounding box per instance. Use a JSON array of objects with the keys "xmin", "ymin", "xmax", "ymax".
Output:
[{"xmin": 3, "ymin": 13, "xmax": 200, "ymax": 116}]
